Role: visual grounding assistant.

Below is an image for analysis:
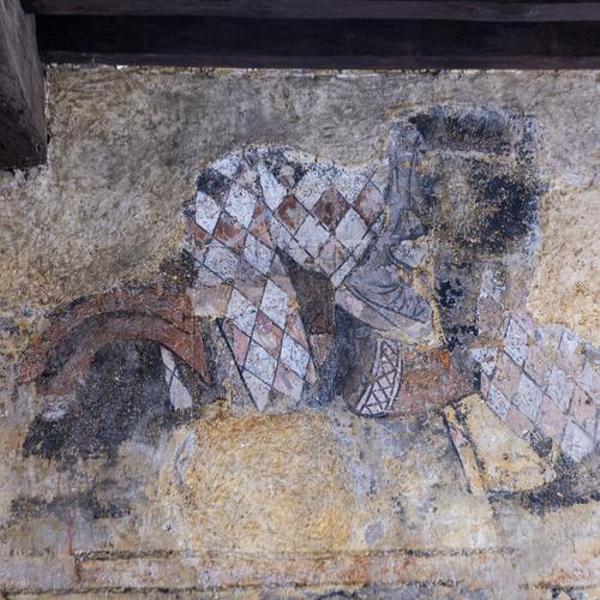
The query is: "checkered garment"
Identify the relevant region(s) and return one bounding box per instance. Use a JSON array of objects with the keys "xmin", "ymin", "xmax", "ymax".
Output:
[{"xmin": 187, "ymin": 148, "xmax": 400, "ymax": 415}]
